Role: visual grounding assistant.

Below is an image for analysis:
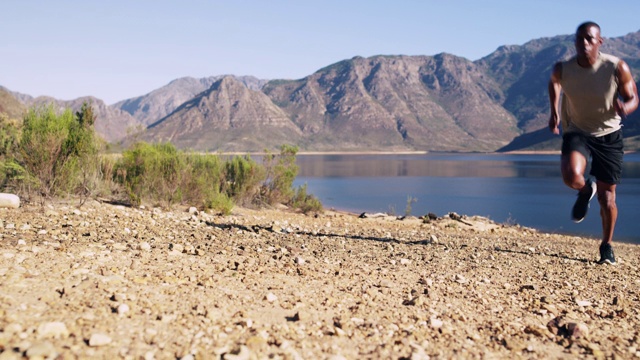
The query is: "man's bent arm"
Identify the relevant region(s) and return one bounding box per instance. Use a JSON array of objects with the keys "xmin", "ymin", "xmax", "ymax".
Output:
[{"xmin": 616, "ymin": 60, "xmax": 639, "ymax": 118}]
